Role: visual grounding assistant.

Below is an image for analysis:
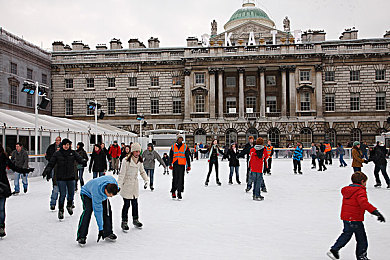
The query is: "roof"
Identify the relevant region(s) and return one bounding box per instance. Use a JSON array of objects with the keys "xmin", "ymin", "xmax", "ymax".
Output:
[{"xmin": 228, "ymin": 6, "xmax": 272, "ymax": 24}]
